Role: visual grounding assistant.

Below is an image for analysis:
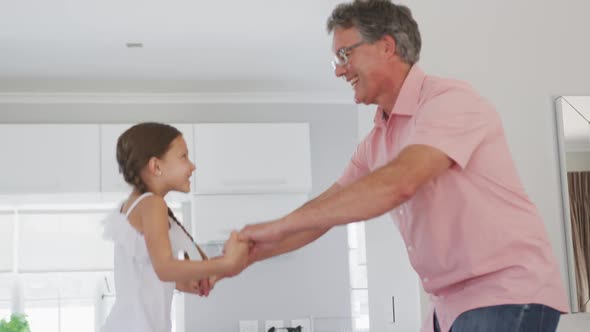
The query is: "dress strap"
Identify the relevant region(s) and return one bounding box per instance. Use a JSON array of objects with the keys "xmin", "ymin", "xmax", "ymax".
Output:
[{"xmin": 124, "ymin": 192, "xmax": 154, "ymax": 218}]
